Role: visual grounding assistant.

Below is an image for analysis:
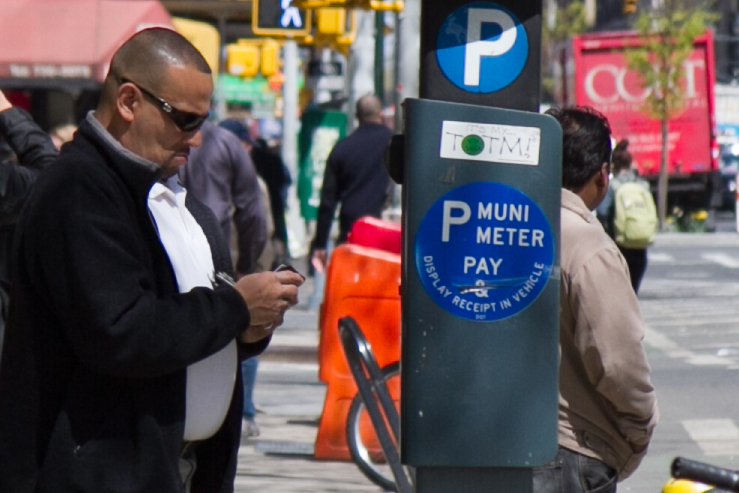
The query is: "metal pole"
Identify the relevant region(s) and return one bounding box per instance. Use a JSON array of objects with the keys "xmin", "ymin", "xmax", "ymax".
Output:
[
  {"xmin": 395, "ymin": 0, "xmax": 420, "ymax": 130},
  {"xmin": 374, "ymin": 11, "xmax": 385, "ymax": 103},
  {"xmin": 282, "ymin": 38, "xmax": 307, "ymax": 257},
  {"xmin": 348, "ymin": 10, "xmax": 376, "ymax": 132},
  {"xmin": 735, "ymin": 173, "xmax": 739, "ymax": 233},
  {"xmin": 392, "ymin": 9, "xmax": 402, "ymax": 131},
  {"xmin": 214, "ymin": 14, "xmax": 228, "ymax": 121}
]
